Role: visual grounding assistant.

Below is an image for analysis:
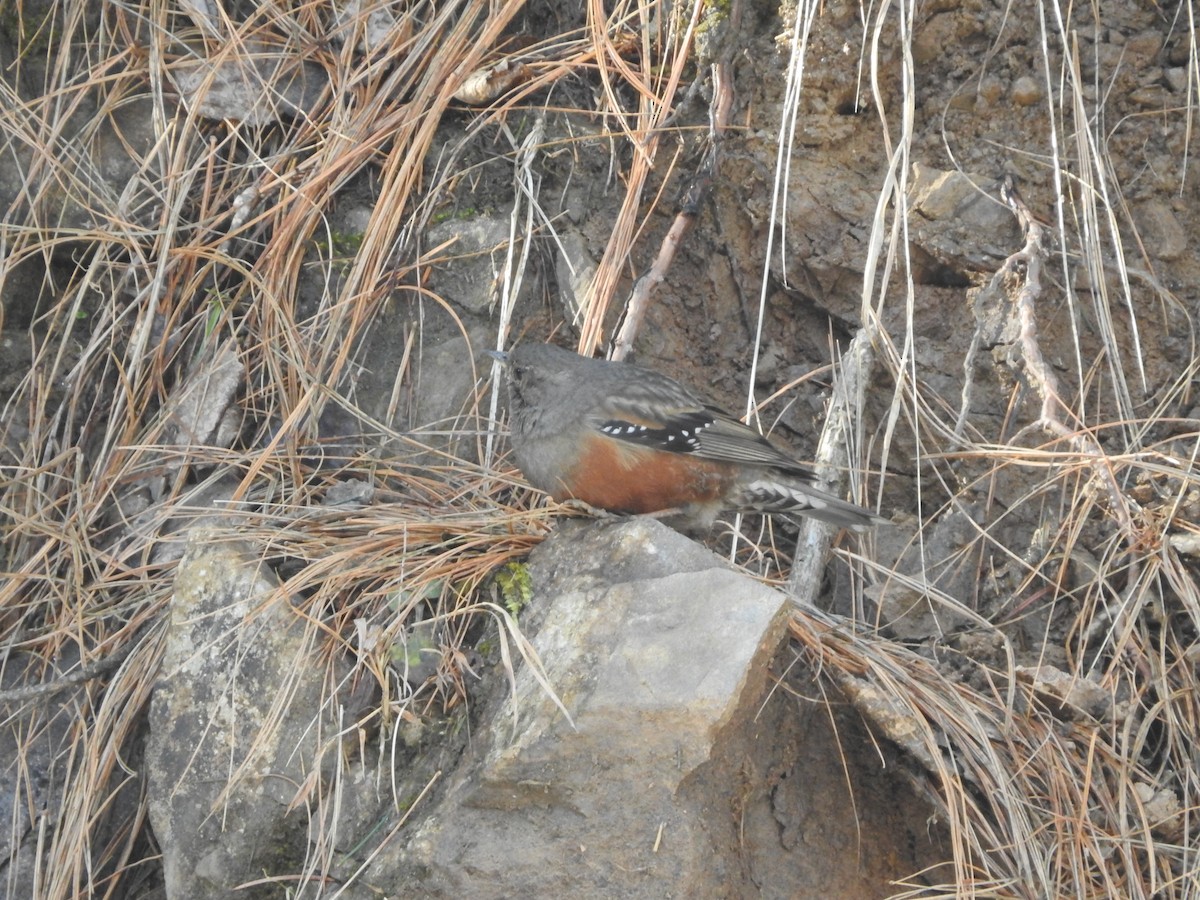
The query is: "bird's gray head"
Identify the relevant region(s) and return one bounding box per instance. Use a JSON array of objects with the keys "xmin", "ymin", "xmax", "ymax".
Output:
[{"xmin": 492, "ymin": 344, "xmax": 591, "ymax": 409}]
